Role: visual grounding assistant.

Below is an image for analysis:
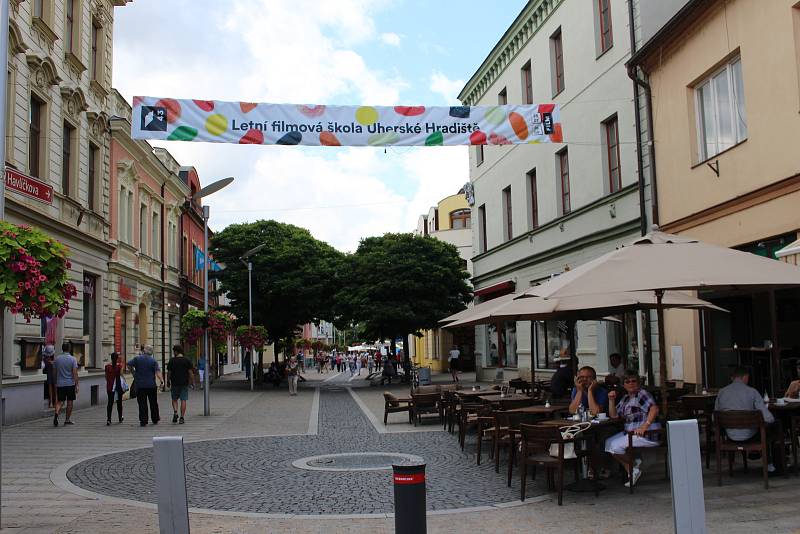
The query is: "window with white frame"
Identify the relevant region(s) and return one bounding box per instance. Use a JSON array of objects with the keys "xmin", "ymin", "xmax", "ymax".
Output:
[
  {"xmin": 152, "ymin": 210, "xmax": 160, "ymax": 261},
  {"xmin": 139, "ymin": 203, "xmax": 148, "ymax": 255},
  {"xmin": 695, "ymin": 56, "xmax": 747, "ymax": 162}
]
